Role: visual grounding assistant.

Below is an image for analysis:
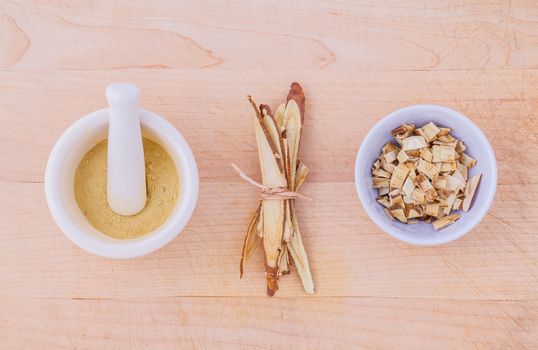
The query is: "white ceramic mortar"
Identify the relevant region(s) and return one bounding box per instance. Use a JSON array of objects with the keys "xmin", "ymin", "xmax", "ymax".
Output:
[{"xmin": 45, "ymin": 108, "xmax": 199, "ymax": 258}]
